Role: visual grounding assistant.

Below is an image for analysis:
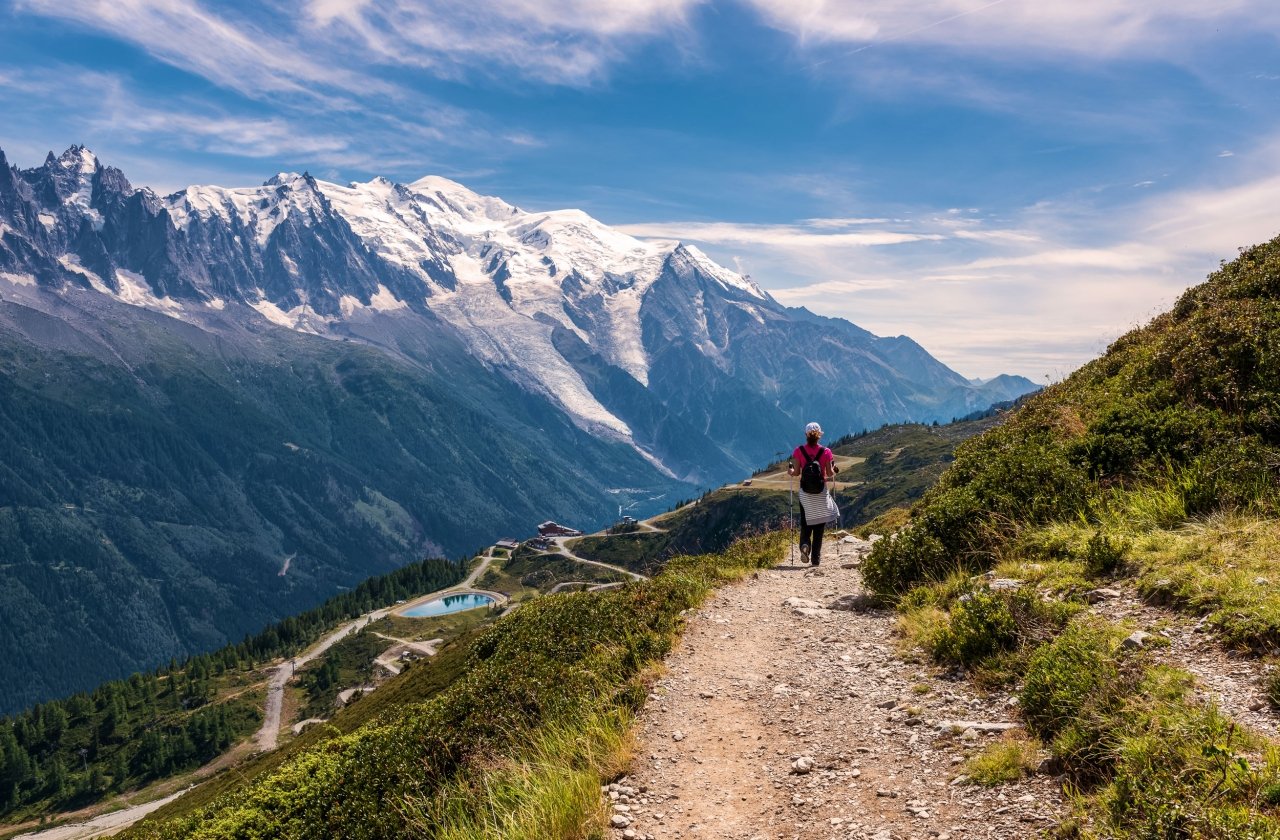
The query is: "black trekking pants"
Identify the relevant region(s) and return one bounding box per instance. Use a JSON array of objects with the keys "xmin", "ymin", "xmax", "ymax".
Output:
[{"xmin": 799, "ymin": 506, "xmax": 825, "ymax": 564}]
